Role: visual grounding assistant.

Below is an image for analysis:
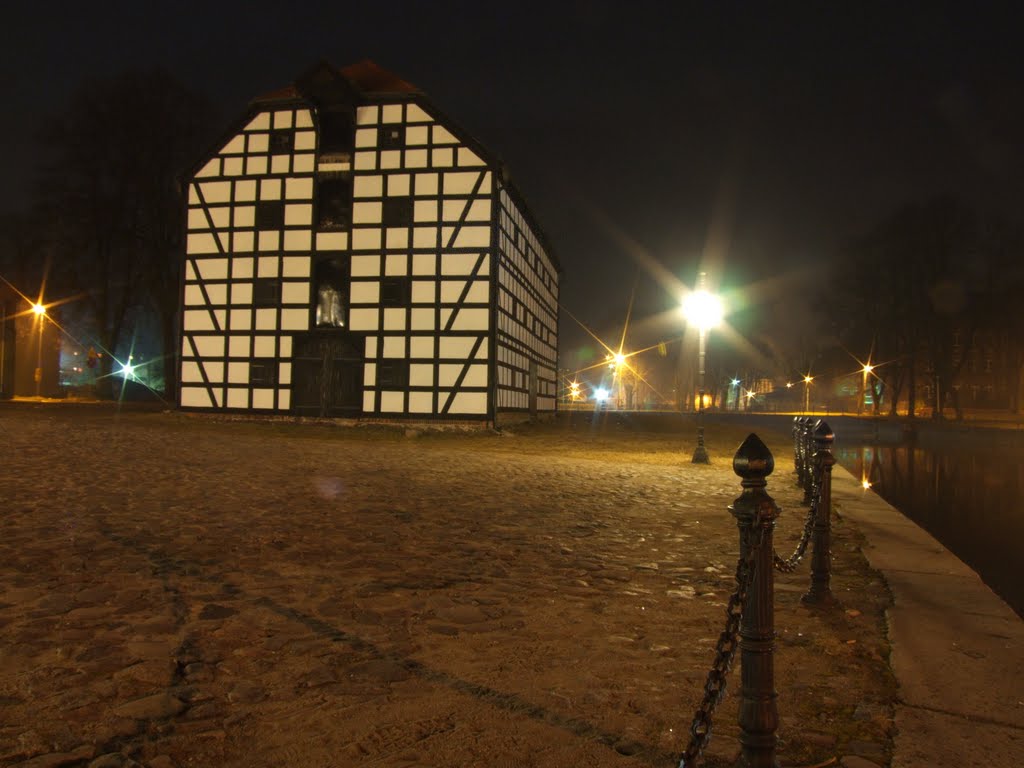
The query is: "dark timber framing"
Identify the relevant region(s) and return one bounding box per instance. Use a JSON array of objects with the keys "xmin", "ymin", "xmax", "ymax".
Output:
[{"xmin": 179, "ymin": 60, "xmax": 559, "ymax": 422}]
